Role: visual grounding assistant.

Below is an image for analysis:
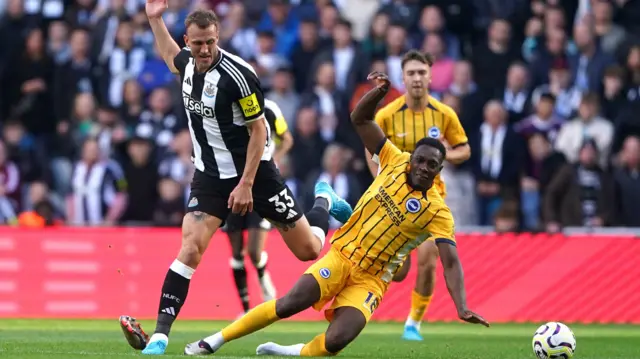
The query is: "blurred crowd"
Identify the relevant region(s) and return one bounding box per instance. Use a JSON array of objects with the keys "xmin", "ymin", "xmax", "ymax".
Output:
[{"xmin": 1, "ymin": 0, "xmax": 640, "ymax": 232}]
